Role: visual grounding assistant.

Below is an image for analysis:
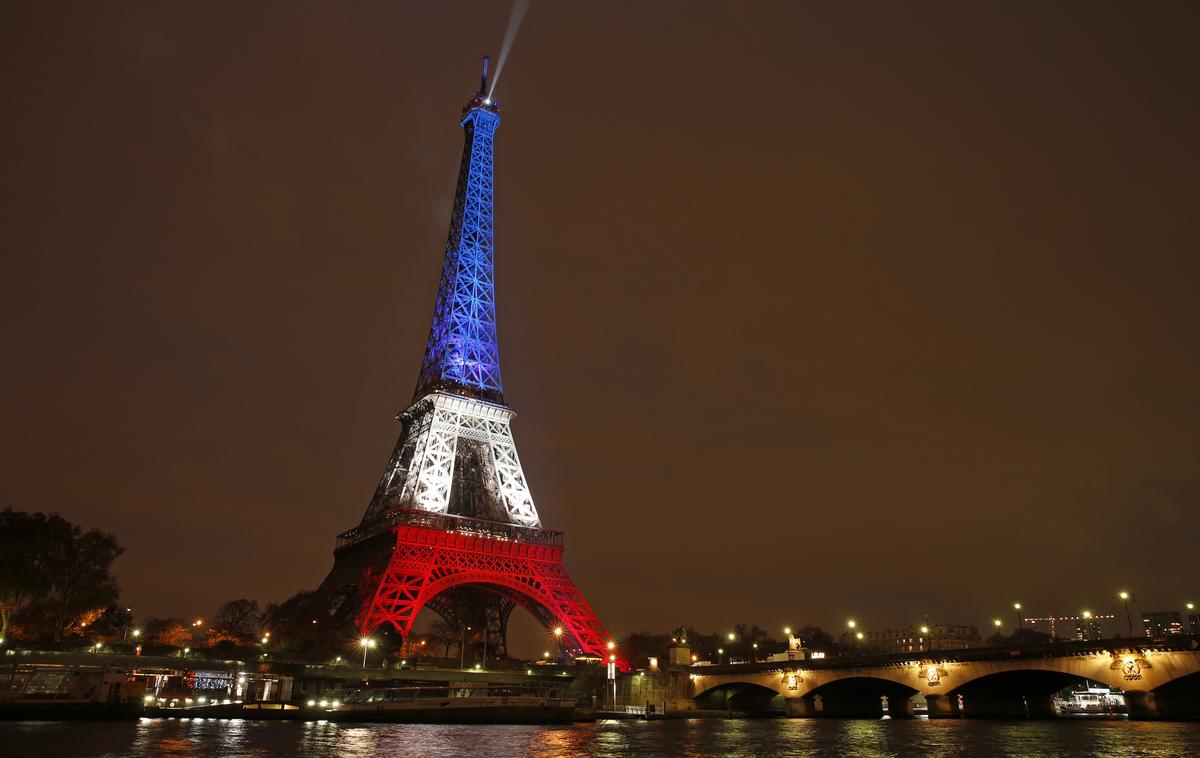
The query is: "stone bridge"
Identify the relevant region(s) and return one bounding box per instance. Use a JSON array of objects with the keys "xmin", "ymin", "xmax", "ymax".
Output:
[{"xmin": 688, "ymin": 638, "xmax": 1200, "ymax": 720}]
